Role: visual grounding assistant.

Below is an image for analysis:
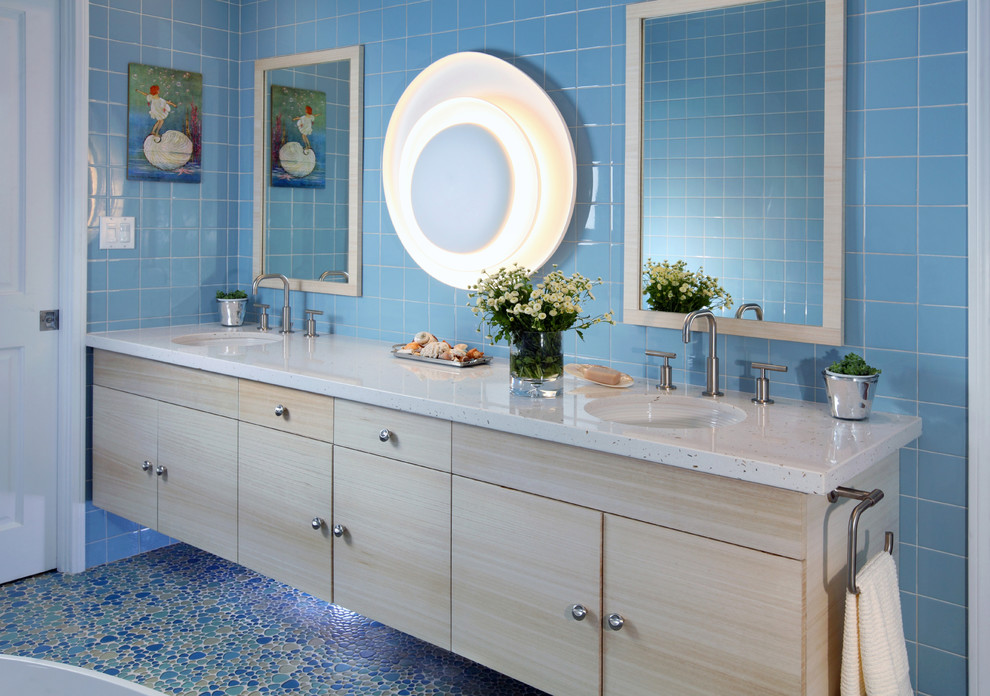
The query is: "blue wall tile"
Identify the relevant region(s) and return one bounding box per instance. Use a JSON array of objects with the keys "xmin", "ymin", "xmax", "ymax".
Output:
[
  {"xmin": 865, "ymin": 7, "xmax": 918, "ymax": 61},
  {"xmin": 864, "ymin": 108, "xmax": 918, "ymax": 157},
  {"xmin": 919, "ymin": 156, "xmax": 968, "ymax": 205},
  {"xmin": 919, "ymin": 0, "xmax": 967, "ymax": 56},
  {"xmin": 917, "ymin": 646, "xmax": 967, "ymax": 696},
  {"xmin": 864, "ymin": 58, "xmax": 918, "ymax": 108},
  {"xmin": 918, "ymin": 597, "xmax": 967, "ymax": 655},
  {"xmin": 919, "ymin": 53, "xmax": 966, "ymax": 106},
  {"xmin": 917, "ymin": 547, "xmax": 967, "ymax": 606},
  {"xmin": 917, "ymin": 451, "xmax": 967, "ymax": 506}
]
